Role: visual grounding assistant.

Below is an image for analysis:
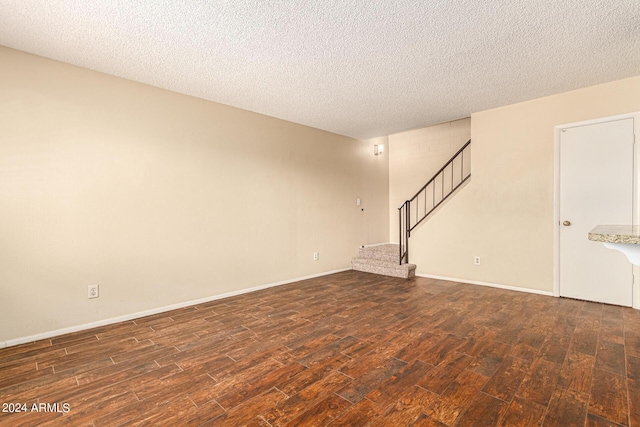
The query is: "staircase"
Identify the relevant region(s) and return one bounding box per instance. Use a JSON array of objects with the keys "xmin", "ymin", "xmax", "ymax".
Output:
[
  {"xmin": 352, "ymin": 139, "xmax": 471, "ymax": 279},
  {"xmin": 351, "ymin": 244, "xmax": 416, "ymax": 279}
]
